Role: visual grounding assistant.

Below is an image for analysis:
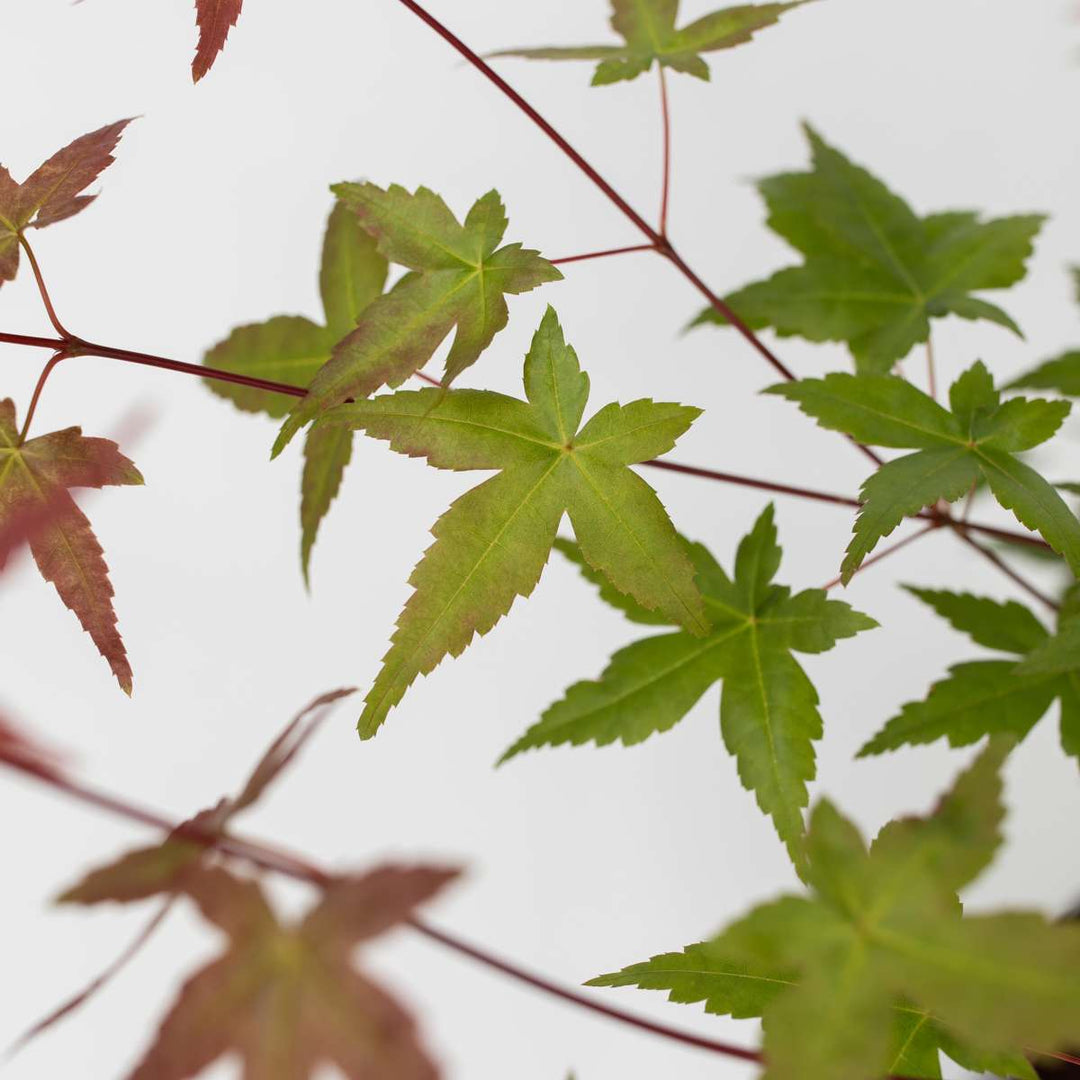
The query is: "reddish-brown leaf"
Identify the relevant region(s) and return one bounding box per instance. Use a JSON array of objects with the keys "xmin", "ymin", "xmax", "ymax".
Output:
[
  {"xmin": 192, "ymin": 0, "xmax": 244, "ymax": 82},
  {"xmin": 0, "ymin": 400, "xmax": 143, "ymax": 691},
  {"xmin": 128, "ymin": 865, "xmax": 457, "ymax": 1079},
  {"xmin": 0, "ymin": 121, "xmax": 131, "ymax": 286}
]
